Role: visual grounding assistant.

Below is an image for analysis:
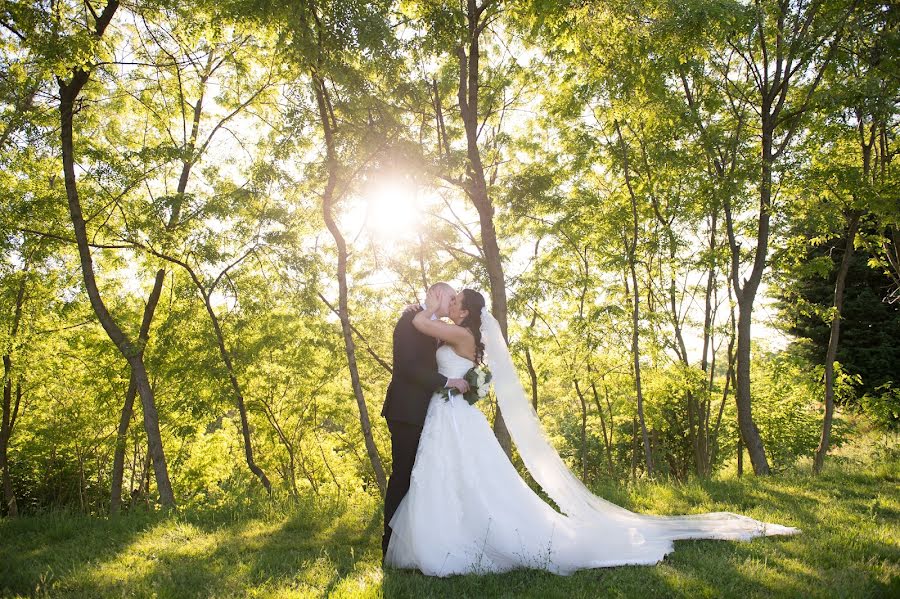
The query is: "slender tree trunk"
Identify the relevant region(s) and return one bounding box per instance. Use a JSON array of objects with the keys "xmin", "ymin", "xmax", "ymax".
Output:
[
  {"xmin": 313, "ymin": 76, "xmax": 387, "ymax": 495},
  {"xmin": 110, "ymin": 55, "xmax": 212, "ymax": 514},
  {"xmin": 814, "ymin": 213, "xmax": 860, "ymax": 473},
  {"xmin": 1, "ymin": 91, "xmax": 40, "ymax": 517},
  {"xmin": 683, "ymin": 98, "xmax": 731, "ymax": 478},
  {"xmin": 524, "ymin": 347, "xmax": 539, "ymax": 413},
  {"xmin": 723, "ymin": 119, "xmax": 773, "ymax": 475},
  {"xmin": 0, "ymin": 382, "xmax": 19, "ymax": 518},
  {"xmin": 628, "ymin": 259, "xmax": 653, "ymax": 476},
  {"xmin": 1, "ymin": 269, "xmax": 26, "ymax": 518},
  {"xmin": 630, "ymin": 416, "xmax": 638, "ymax": 481},
  {"xmin": 731, "ymin": 267, "xmax": 744, "ymax": 484},
  {"xmin": 260, "ymin": 394, "xmax": 300, "ymax": 496},
  {"xmin": 696, "ymin": 204, "xmax": 720, "ymax": 477},
  {"xmin": 456, "ymin": 0, "xmax": 512, "ymax": 457},
  {"xmin": 201, "ymin": 288, "xmax": 272, "ymax": 493},
  {"xmin": 814, "ymin": 112, "xmax": 878, "ymax": 471},
  {"xmin": 0, "ymin": 93, "xmax": 38, "ymax": 518},
  {"xmin": 647, "ymin": 161, "xmax": 706, "ymax": 477},
  {"xmin": 524, "ymin": 310, "xmax": 539, "ymax": 413},
  {"xmin": 56, "ymin": 1, "xmax": 175, "ymax": 508},
  {"xmin": 286, "ymin": 440, "xmax": 301, "ymax": 497},
  {"xmin": 590, "ymin": 380, "xmax": 615, "ymax": 478},
  {"xmin": 708, "ymin": 317, "xmax": 736, "ymax": 469},
  {"xmin": 615, "ymin": 120, "xmax": 653, "ymax": 476},
  {"xmin": 573, "ymin": 380, "xmax": 588, "ymax": 481},
  {"xmin": 134, "ymin": 449, "xmax": 151, "ymax": 508},
  {"xmin": 110, "ymin": 375, "xmax": 138, "ymax": 514},
  {"xmin": 733, "ymin": 296, "xmax": 769, "ymax": 474},
  {"xmin": 76, "ymin": 443, "xmax": 86, "ymax": 512},
  {"xmin": 110, "ymin": 269, "xmax": 164, "ymax": 513},
  {"xmin": 432, "ymin": 78, "xmax": 449, "ymax": 160}
]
